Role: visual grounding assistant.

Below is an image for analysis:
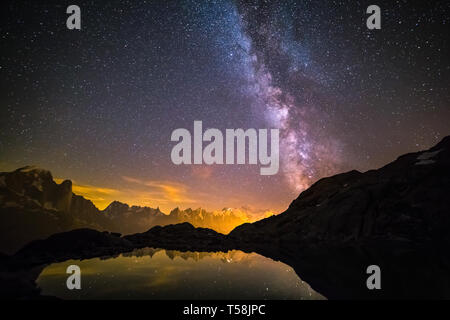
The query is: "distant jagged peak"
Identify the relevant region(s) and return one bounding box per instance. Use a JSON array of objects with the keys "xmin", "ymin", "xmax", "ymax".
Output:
[
  {"xmin": 103, "ymin": 200, "xmax": 165, "ymax": 216},
  {"xmin": 193, "ymin": 207, "xmax": 207, "ymax": 214},
  {"xmin": 104, "ymin": 200, "xmax": 130, "ymax": 211},
  {"xmin": 170, "ymin": 207, "xmax": 207, "ymax": 216},
  {"xmin": 2, "ymin": 165, "xmax": 58, "ymax": 194},
  {"xmin": 166, "ymin": 206, "xmax": 257, "ymax": 222},
  {"xmin": 130, "ymin": 204, "xmax": 157, "ymax": 211},
  {"xmin": 14, "ymin": 165, "xmax": 53, "ymax": 178},
  {"xmin": 153, "ymin": 206, "xmax": 165, "ymax": 216},
  {"xmin": 169, "ymin": 207, "xmax": 182, "ymax": 215},
  {"xmin": 57, "ymin": 179, "xmax": 72, "ymax": 188},
  {"xmin": 7, "ymin": 166, "xmax": 72, "ymax": 190}
]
